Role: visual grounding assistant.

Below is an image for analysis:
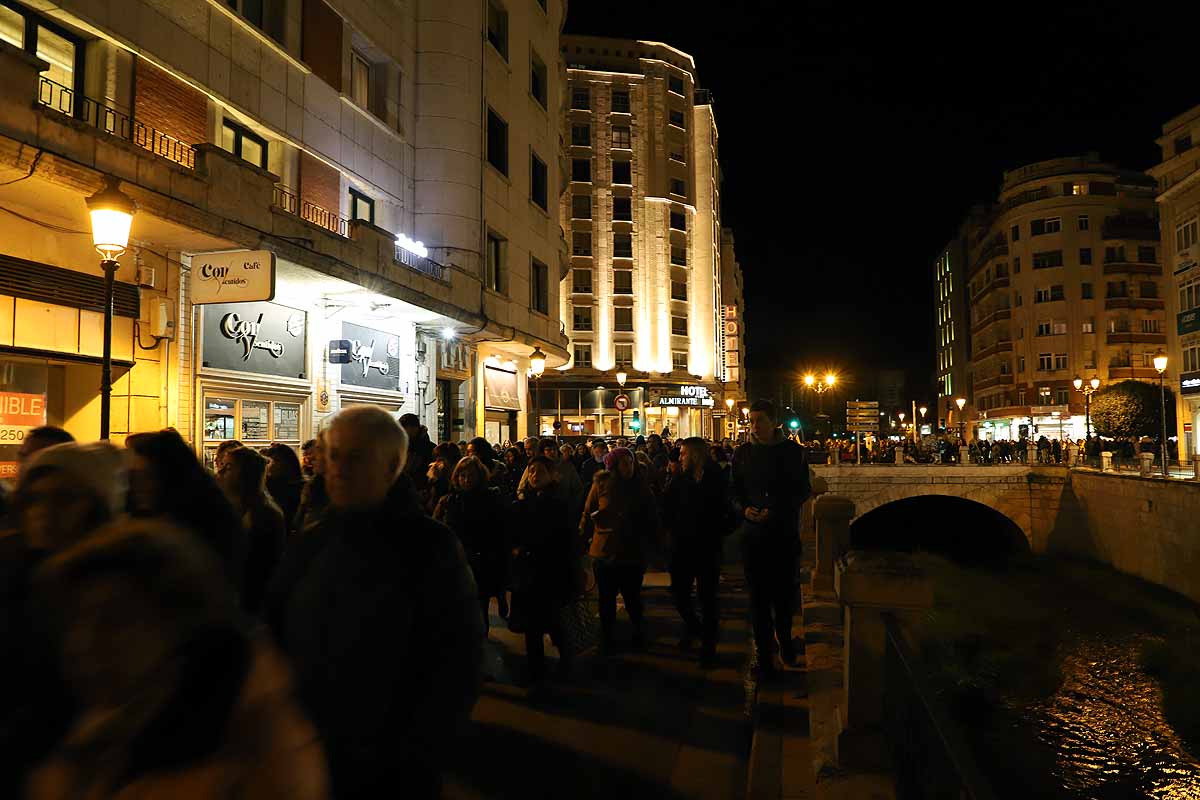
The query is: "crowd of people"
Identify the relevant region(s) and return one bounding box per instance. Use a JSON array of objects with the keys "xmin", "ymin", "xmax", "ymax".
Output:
[{"xmin": 0, "ymin": 400, "xmax": 811, "ymax": 798}]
